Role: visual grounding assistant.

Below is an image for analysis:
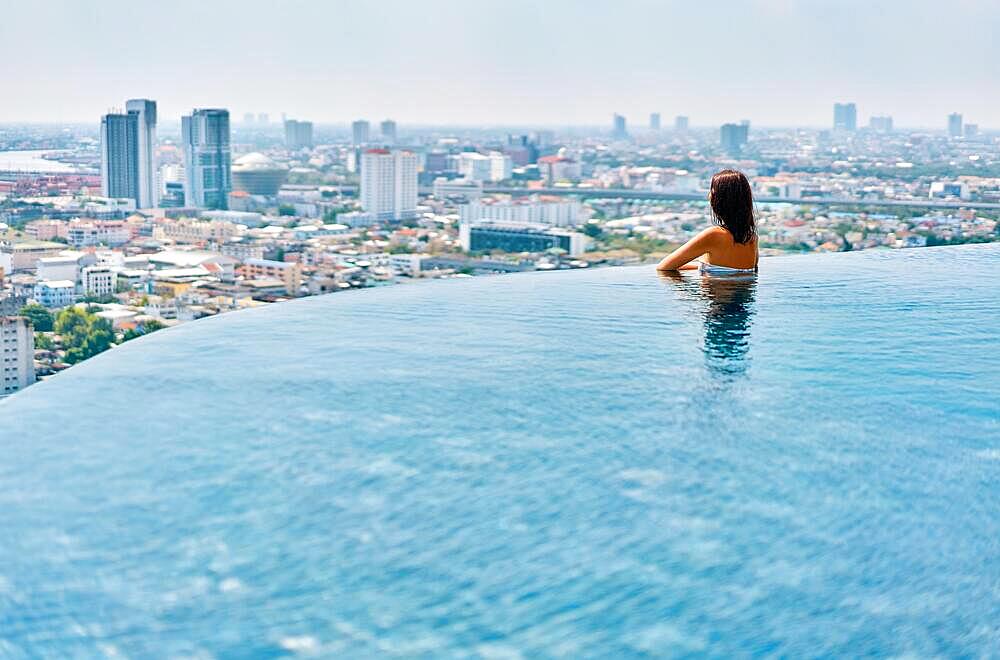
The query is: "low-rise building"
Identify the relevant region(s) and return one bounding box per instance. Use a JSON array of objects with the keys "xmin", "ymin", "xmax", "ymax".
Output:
[
  {"xmin": 67, "ymin": 219, "xmax": 132, "ymax": 248},
  {"xmin": 215, "ymin": 240, "xmax": 266, "ymax": 262},
  {"xmin": 239, "ymin": 258, "xmax": 302, "ymax": 295},
  {"xmin": 460, "ymin": 197, "xmax": 582, "ymax": 227},
  {"xmin": 0, "ymin": 240, "xmax": 66, "ymax": 272},
  {"xmin": 433, "ymin": 177, "xmax": 483, "ymax": 201},
  {"xmin": 148, "ymin": 250, "xmax": 238, "ymax": 282},
  {"xmin": 24, "ymin": 219, "xmax": 68, "ymax": 241},
  {"xmin": 81, "ymin": 265, "xmax": 118, "ymax": 297},
  {"xmin": 337, "ymin": 211, "xmax": 377, "ymax": 228},
  {"xmin": 36, "ymin": 253, "xmax": 82, "ymax": 282},
  {"xmin": 459, "ymin": 222, "xmax": 590, "ymax": 257},
  {"xmin": 153, "ymin": 218, "xmax": 243, "ymax": 244},
  {"xmin": 389, "ymin": 253, "xmax": 426, "ymax": 277},
  {"xmin": 33, "ymin": 280, "xmax": 77, "ymax": 308}
]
